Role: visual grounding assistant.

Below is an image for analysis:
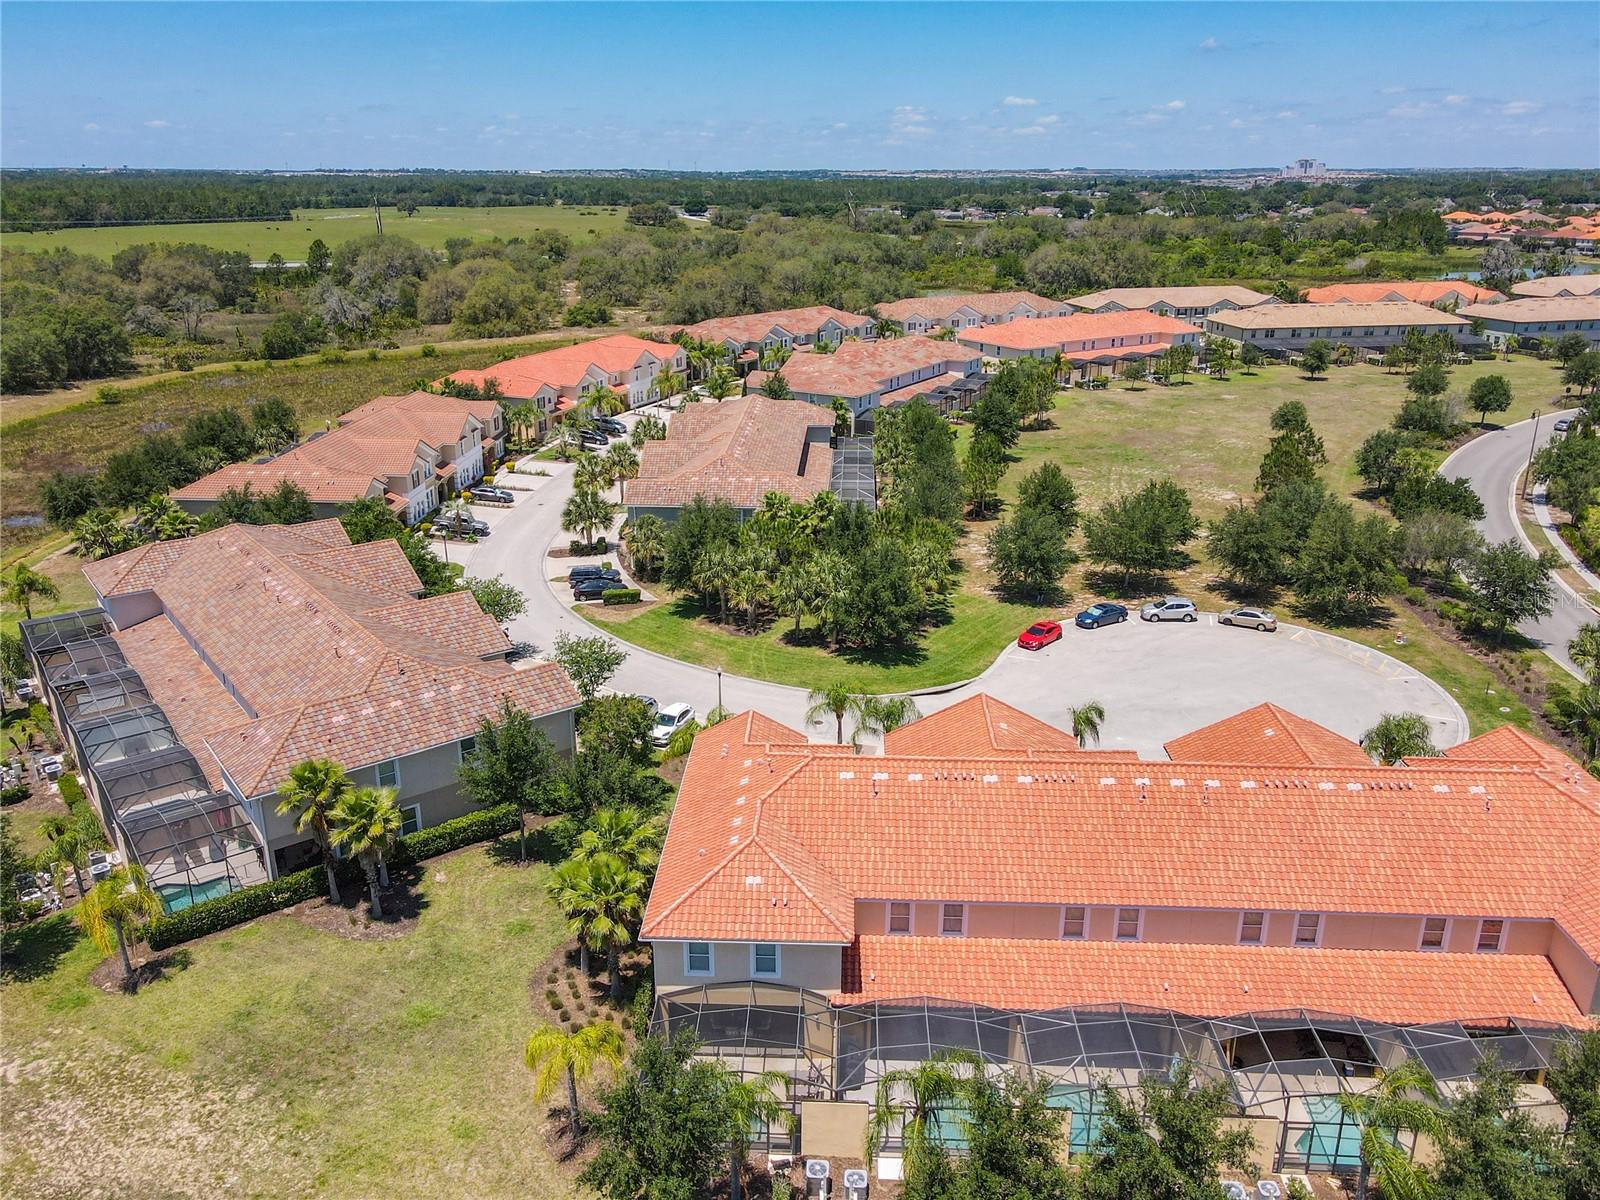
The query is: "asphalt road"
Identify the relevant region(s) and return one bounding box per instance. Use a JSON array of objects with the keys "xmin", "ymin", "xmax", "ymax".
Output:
[
  {"xmin": 459, "ymin": 412, "xmax": 1466, "ymax": 756},
  {"xmin": 1439, "ymin": 408, "xmax": 1591, "ymax": 679}
]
